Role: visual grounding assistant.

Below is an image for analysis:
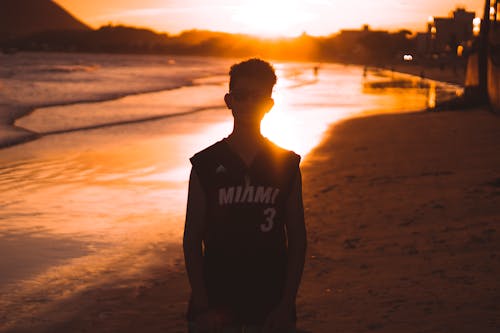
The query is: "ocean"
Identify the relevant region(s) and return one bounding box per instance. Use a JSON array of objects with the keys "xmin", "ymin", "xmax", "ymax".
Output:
[{"xmin": 0, "ymin": 52, "xmax": 462, "ymax": 328}]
